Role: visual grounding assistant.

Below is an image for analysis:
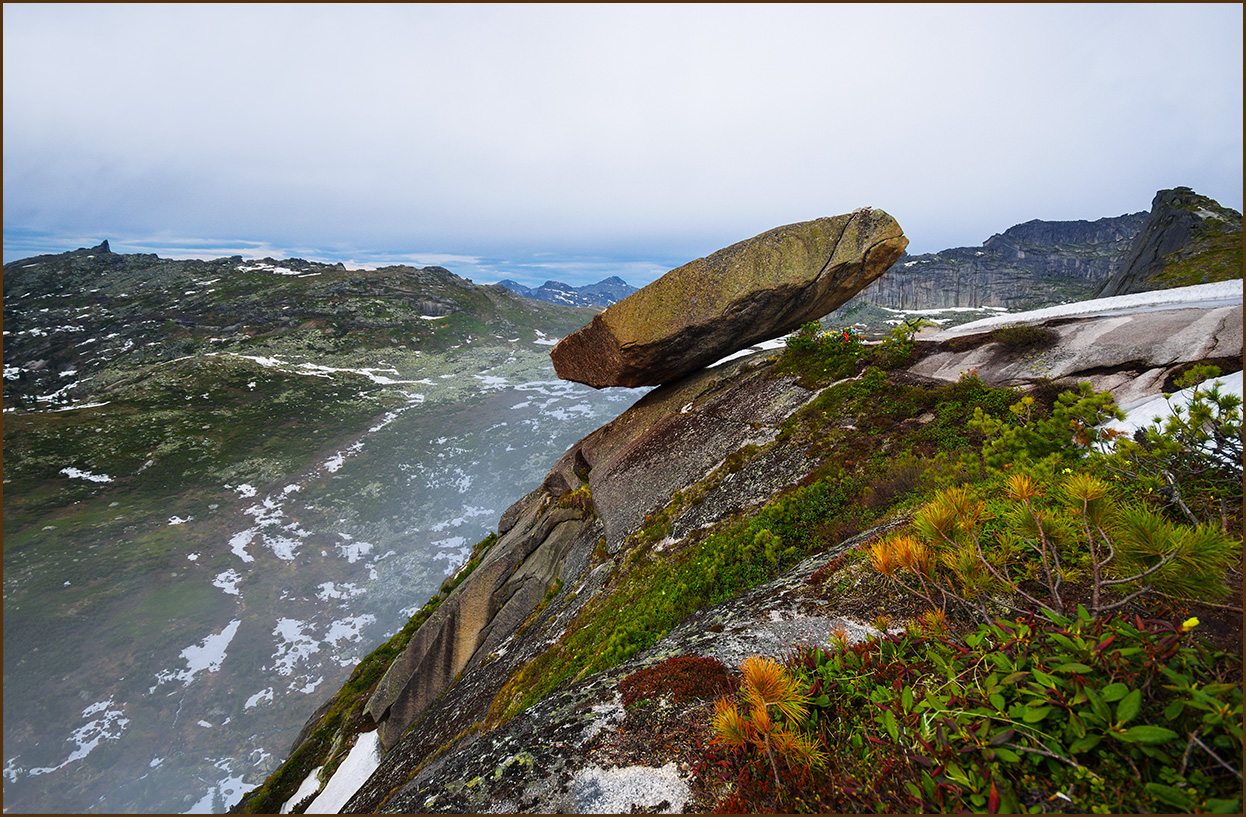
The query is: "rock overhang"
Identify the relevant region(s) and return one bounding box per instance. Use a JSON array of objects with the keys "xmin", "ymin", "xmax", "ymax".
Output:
[{"xmin": 550, "ymin": 210, "xmax": 908, "ymax": 388}]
